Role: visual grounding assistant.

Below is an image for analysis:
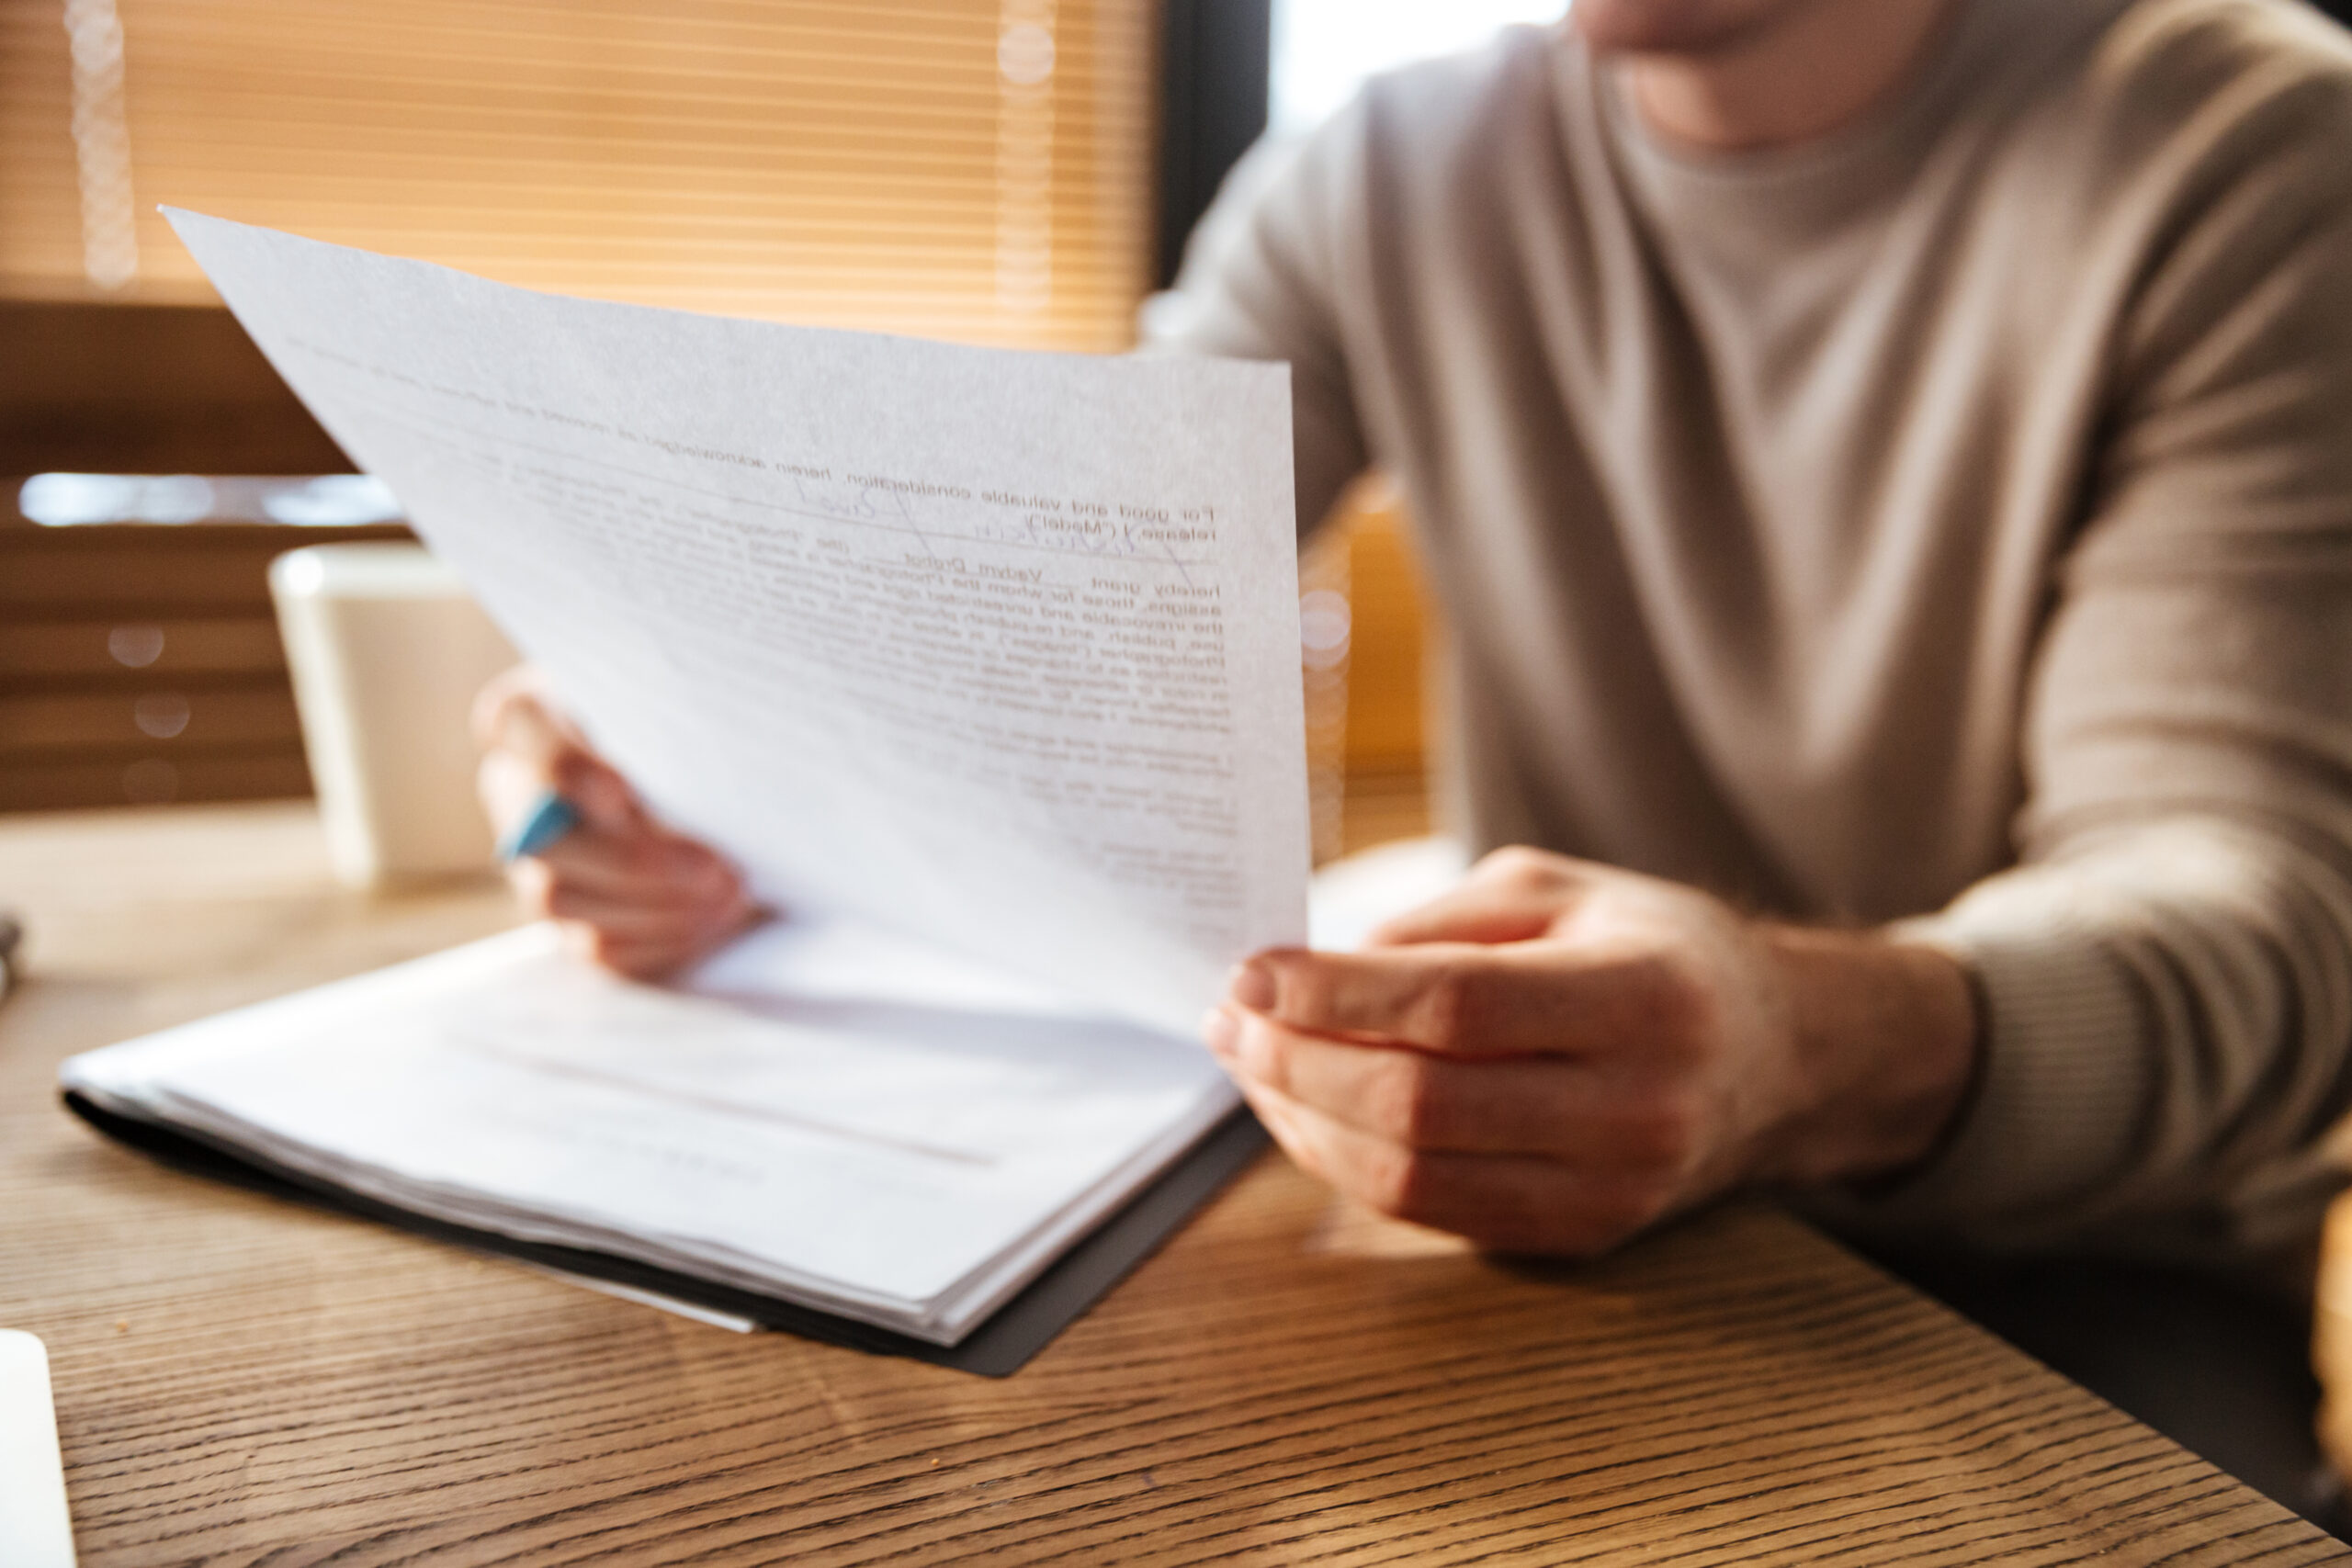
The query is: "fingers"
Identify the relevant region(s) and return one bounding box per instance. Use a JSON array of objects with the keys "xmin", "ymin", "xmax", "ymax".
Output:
[
  {"xmin": 1231, "ymin": 942, "xmax": 1690, "ymax": 1060},
  {"xmin": 1214, "ymin": 847, "xmax": 1770, "ymax": 1259},
  {"xmin": 526, "ymin": 874, "xmax": 744, "ymax": 949},
  {"xmin": 474, "ymin": 664, "xmax": 583, "ymax": 778},
  {"xmin": 507, "ymin": 822, "xmax": 752, "ymax": 907},
  {"xmin": 1227, "ymin": 1072, "xmax": 1666, "ymax": 1256},
  {"xmin": 514, "ymin": 853, "xmax": 758, "ymax": 980},
  {"xmin": 513, "ymin": 846, "xmax": 741, "ymax": 927},
  {"xmin": 478, "ymin": 749, "xmax": 557, "ymax": 844},
  {"xmin": 552, "ymin": 913, "xmax": 756, "ymax": 982},
  {"xmin": 529, "ymin": 822, "xmax": 738, "ymax": 905},
  {"xmin": 475, "ymin": 666, "xmax": 756, "ymax": 978},
  {"xmin": 471, "ymin": 663, "xmax": 555, "ymax": 749},
  {"xmin": 1205, "ymin": 1005, "xmax": 1690, "ymax": 1168},
  {"xmin": 473, "ymin": 665, "xmax": 641, "ymax": 832}
]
